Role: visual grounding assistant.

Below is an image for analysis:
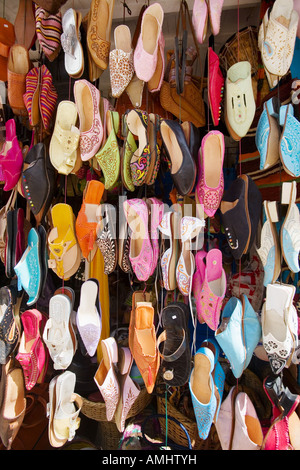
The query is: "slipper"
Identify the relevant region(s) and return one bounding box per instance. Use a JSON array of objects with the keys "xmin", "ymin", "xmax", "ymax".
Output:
[
  {"xmin": 35, "ymin": 6, "xmax": 62, "ymax": 62},
  {"xmin": 94, "ymin": 337, "xmax": 119, "ymax": 421},
  {"xmin": 123, "ymin": 198, "xmax": 154, "ymax": 282},
  {"xmin": 208, "ymin": 47, "xmax": 224, "ymax": 127},
  {"xmin": 126, "ymin": 109, "xmax": 151, "ymax": 187},
  {"xmin": 76, "ymin": 279, "xmax": 102, "ymax": 357},
  {"xmin": 87, "ymin": 0, "xmax": 115, "ymax": 71},
  {"xmin": 261, "ymin": 0, "xmax": 298, "ymax": 79},
  {"xmin": 121, "ymin": 128, "xmax": 136, "ymax": 192},
  {"xmin": 129, "ymin": 291, "xmax": 159, "ymax": 394},
  {"xmin": 43, "ymin": 293, "xmax": 76, "ymax": 370},
  {"xmin": 189, "ymin": 338, "xmax": 225, "ymax": 440},
  {"xmin": 255, "ymin": 97, "xmax": 280, "ymax": 171},
  {"xmin": 74, "ymin": 79, "xmax": 103, "ymax": 161},
  {"xmin": 125, "ymin": 73, "xmax": 144, "ymax": 108},
  {"xmin": 0, "ymin": 18, "xmax": 15, "ymax": 82},
  {"xmin": 147, "ymin": 30, "xmax": 165, "ymax": 93},
  {"xmin": 145, "ymin": 113, "xmax": 161, "ymax": 186},
  {"xmin": 115, "ymin": 347, "xmax": 140, "ymax": 433},
  {"xmin": 176, "ymin": 216, "xmax": 205, "ymax": 297},
  {"xmin": 96, "ymin": 203, "xmax": 118, "ymax": 275},
  {"xmin": 48, "ymin": 203, "xmax": 81, "ymax": 280},
  {"xmin": 0, "ymin": 119, "xmax": 23, "ymax": 192},
  {"xmin": 14, "ymin": 228, "xmax": 42, "ymax": 306},
  {"xmin": 16, "ymin": 309, "xmax": 48, "ymax": 391},
  {"xmin": 194, "ymin": 248, "xmax": 226, "ymax": 331},
  {"xmin": 75, "ymin": 180, "xmax": 105, "ymax": 260},
  {"xmin": 146, "ymin": 197, "xmax": 164, "ymax": 277},
  {"xmin": 279, "ymin": 104, "xmax": 300, "ymax": 177},
  {"xmin": 14, "ymin": 0, "xmax": 36, "ymax": 51},
  {"xmin": 262, "ymin": 282, "xmax": 298, "ymax": 375},
  {"xmin": 158, "ymin": 211, "xmax": 181, "ymax": 291},
  {"xmin": 225, "ymin": 61, "xmax": 256, "ymax": 141},
  {"xmin": 160, "ymin": 119, "xmax": 197, "ymax": 196},
  {"xmin": 109, "ymin": 24, "xmax": 134, "ymax": 98},
  {"xmin": 157, "ymin": 302, "xmax": 191, "ymax": 386},
  {"xmin": 94, "ymin": 110, "xmax": 120, "ymax": 190},
  {"xmin": 208, "ymin": 0, "xmax": 224, "ymax": 37},
  {"xmin": 281, "ymin": 181, "xmax": 300, "ymax": 273},
  {"xmin": 21, "ymin": 142, "xmax": 56, "ymax": 226},
  {"xmin": 257, "ymin": 200, "xmax": 281, "ymax": 286},
  {"xmin": 61, "ymin": 8, "xmax": 84, "ymax": 79},
  {"xmin": 0, "ymin": 286, "xmax": 20, "ymax": 365},
  {"xmin": 192, "ymin": 0, "xmax": 208, "ymax": 44},
  {"xmin": 133, "ymin": 2, "xmax": 164, "ymax": 83},
  {"xmin": 118, "ymin": 215, "xmax": 131, "ymax": 274},
  {"xmin": 192, "ymin": 250, "xmax": 207, "ymax": 325},
  {"xmin": 49, "ymin": 100, "xmax": 80, "ymax": 175},
  {"xmin": 48, "ymin": 371, "xmax": 82, "ymax": 448},
  {"xmin": 7, "ymin": 45, "xmax": 31, "ymax": 117}
]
